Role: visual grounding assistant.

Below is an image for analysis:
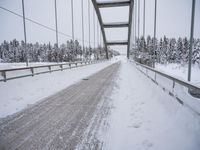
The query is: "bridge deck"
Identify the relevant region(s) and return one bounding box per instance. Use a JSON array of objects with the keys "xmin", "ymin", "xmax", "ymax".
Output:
[
  {"xmin": 0, "ymin": 62, "xmax": 120, "ymax": 150},
  {"xmin": 0, "ymin": 59, "xmax": 199, "ymax": 150}
]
